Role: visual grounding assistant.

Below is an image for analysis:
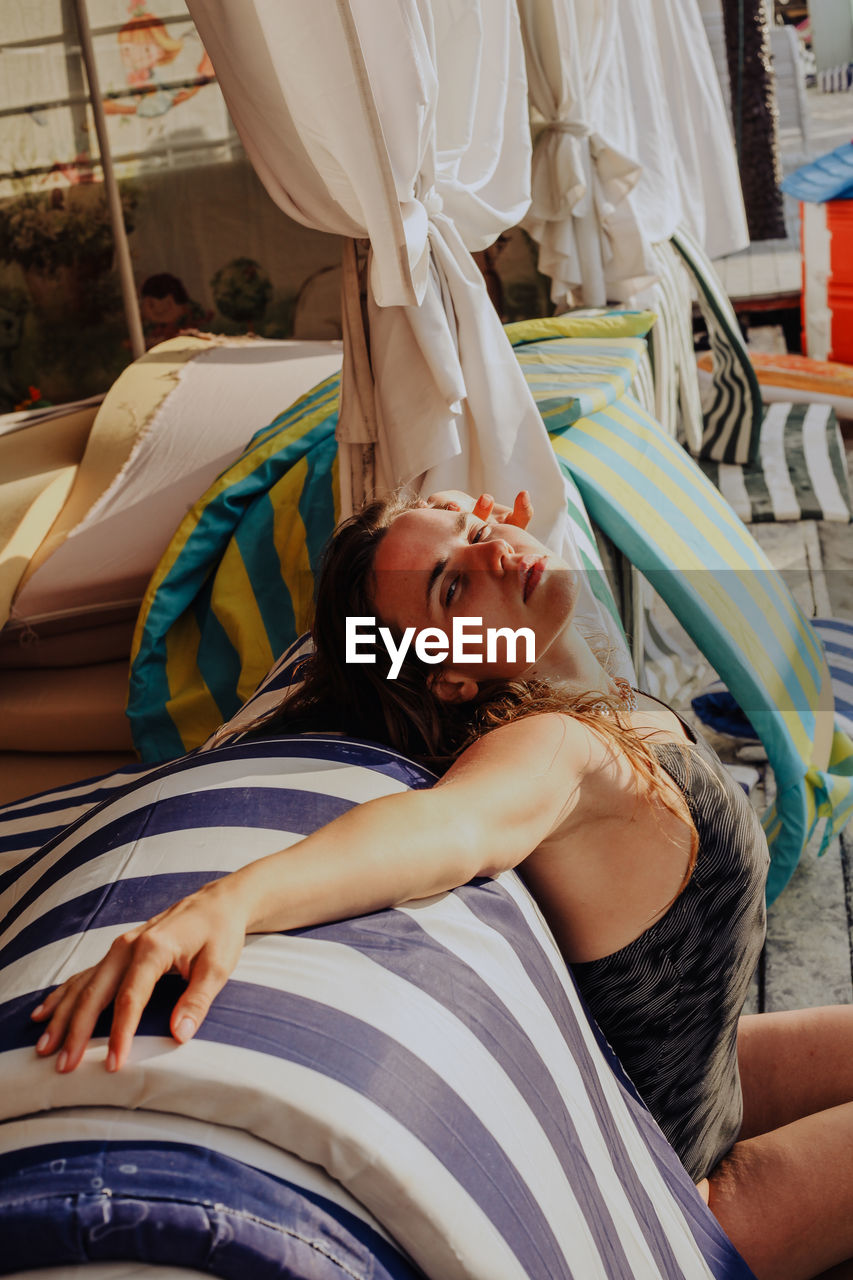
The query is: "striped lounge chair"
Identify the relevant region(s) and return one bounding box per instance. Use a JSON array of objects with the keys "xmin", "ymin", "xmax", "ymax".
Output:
[
  {"xmin": 508, "ymin": 323, "xmax": 853, "ymax": 901},
  {"xmin": 670, "ymin": 226, "xmax": 852, "ymax": 526}
]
